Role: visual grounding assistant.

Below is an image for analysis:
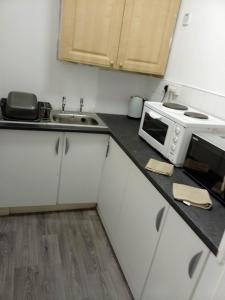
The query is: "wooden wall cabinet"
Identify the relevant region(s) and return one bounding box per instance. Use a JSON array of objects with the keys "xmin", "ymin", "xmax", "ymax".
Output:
[
  {"xmin": 58, "ymin": 0, "xmax": 125, "ymax": 68},
  {"xmin": 59, "ymin": 0, "xmax": 180, "ymax": 75}
]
